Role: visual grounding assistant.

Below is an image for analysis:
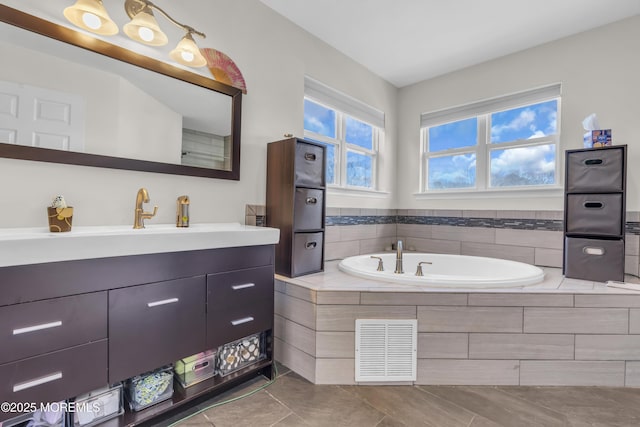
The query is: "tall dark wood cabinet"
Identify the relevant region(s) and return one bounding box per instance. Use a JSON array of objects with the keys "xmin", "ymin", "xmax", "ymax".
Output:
[
  {"xmin": 563, "ymin": 145, "xmax": 627, "ymax": 282},
  {"xmin": 266, "ymin": 137, "xmax": 326, "ymax": 277}
]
